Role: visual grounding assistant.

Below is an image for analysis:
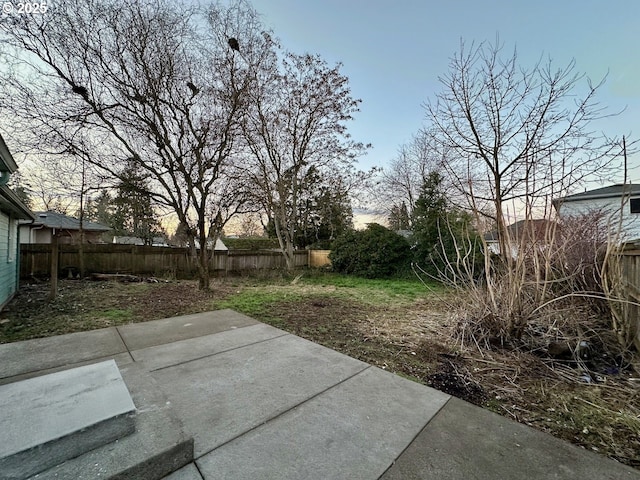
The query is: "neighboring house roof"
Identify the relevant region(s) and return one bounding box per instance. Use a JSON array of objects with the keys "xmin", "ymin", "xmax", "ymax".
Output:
[
  {"xmin": 0, "ymin": 133, "xmax": 19, "ymax": 173},
  {"xmin": 192, "ymin": 238, "xmax": 228, "ymax": 251},
  {"xmin": 552, "ymin": 184, "xmax": 640, "ymax": 206},
  {"xmin": 211, "ymin": 238, "xmax": 228, "ymax": 251},
  {"xmin": 0, "ymin": 185, "xmax": 34, "ymax": 220},
  {"xmin": 484, "ymin": 219, "xmax": 553, "ymax": 242},
  {"xmin": 113, "ymin": 236, "xmax": 169, "ymax": 246},
  {"xmin": 0, "ymin": 133, "xmax": 34, "ymax": 220},
  {"xmin": 29, "ymin": 211, "xmax": 111, "ymax": 232},
  {"xmin": 113, "ymin": 236, "xmax": 145, "ymax": 245},
  {"xmin": 483, "ymin": 230, "xmax": 498, "ymax": 242}
]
